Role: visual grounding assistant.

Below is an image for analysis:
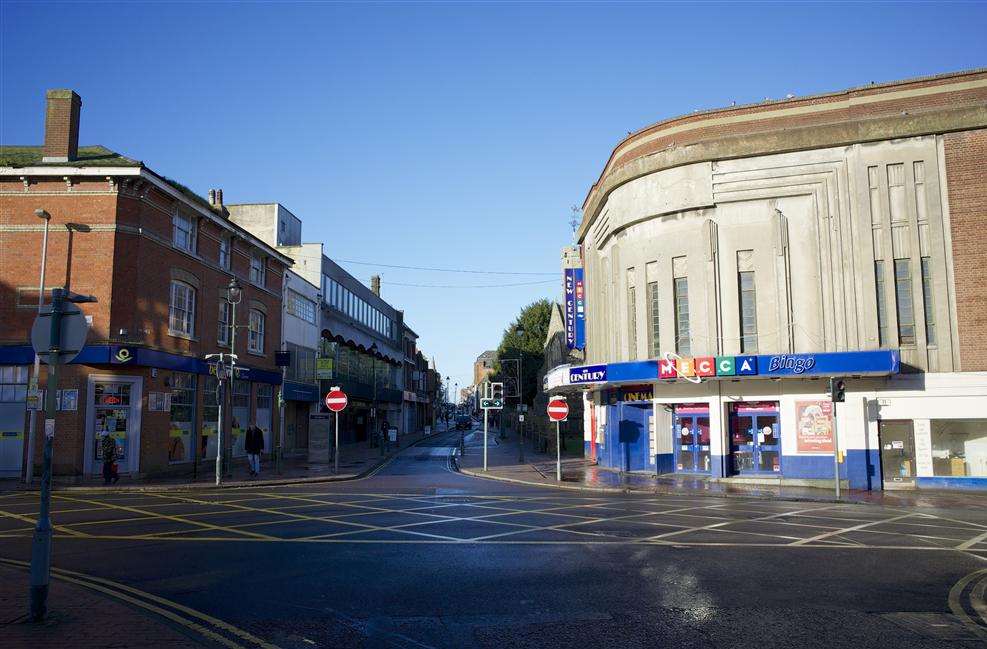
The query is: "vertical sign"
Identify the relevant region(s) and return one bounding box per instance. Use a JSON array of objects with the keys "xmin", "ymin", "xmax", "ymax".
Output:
[
  {"xmin": 573, "ymin": 267, "xmax": 586, "ymax": 350},
  {"xmin": 795, "ymin": 400, "xmax": 834, "ymax": 452},
  {"xmin": 564, "ymin": 268, "xmax": 576, "ymax": 349}
]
